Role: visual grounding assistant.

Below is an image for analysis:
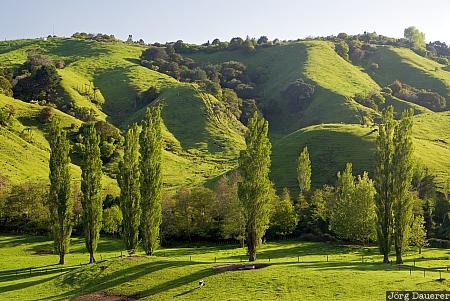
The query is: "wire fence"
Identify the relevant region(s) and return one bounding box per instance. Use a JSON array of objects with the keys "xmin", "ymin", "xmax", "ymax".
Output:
[{"xmin": 2, "ymin": 251, "xmax": 450, "ymax": 281}]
